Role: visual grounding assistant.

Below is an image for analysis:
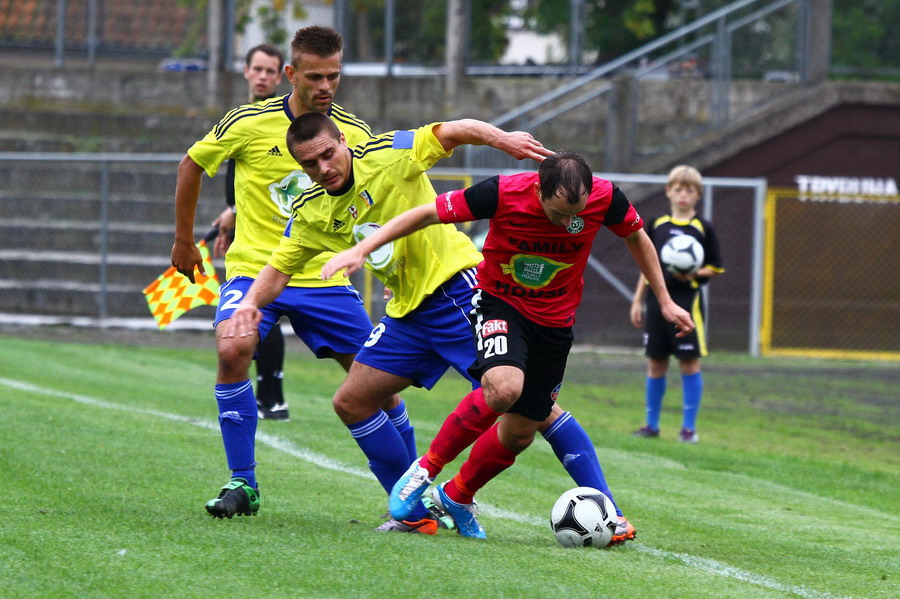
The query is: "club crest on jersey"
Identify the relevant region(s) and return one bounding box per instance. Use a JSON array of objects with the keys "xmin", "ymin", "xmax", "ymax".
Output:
[
  {"xmin": 359, "ymin": 190, "xmax": 375, "ymax": 206},
  {"xmin": 481, "ymin": 319, "xmax": 508, "ymax": 337},
  {"xmin": 500, "ymin": 254, "xmax": 572, "ymax": 289},
  {"xmin": 348, "ymin": 205, "xmax": 359, "ymax": 219},
  {"xmin": 549, "ymin": 382, "xmax": 562, "ymax": 401},
  {"xmin": 566, "ymin": 216, "xmax": 585, "ymax": 234},
  {"xmin": 268, "ymin": 170, "xmax": 311, "ymax": 217}
]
